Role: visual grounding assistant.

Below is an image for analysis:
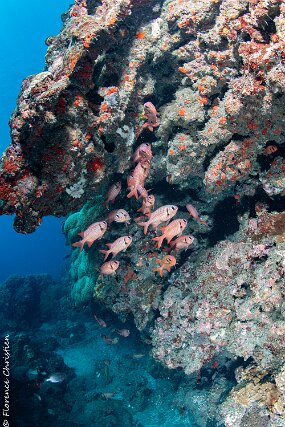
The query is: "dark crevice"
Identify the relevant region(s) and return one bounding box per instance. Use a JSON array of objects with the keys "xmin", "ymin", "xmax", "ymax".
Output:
[
  {"xmin": 135, "ymin": 131, "xmax": 157, "ymax": 148},
  {"xmin": 100, "ymin": 73, "xmax": 121, "ymax": 87},
  {"xmin": 86, "ymin": 0, "xmax": 102, "ymax": 15},
  {"xmin": 208, "ymin": 197, "xmax": 239, "ymax": 245},
  {"xmin": 101, "ymin": 134, "xmax": 115, "ymax": 153},
  {"xmin": 86, "ymin": 88, "xmax": 104, "ymax": 106},
  {"xmin": 259, "ymin": 19, "xmax": 277, "ymax": 43},
  {"xmin": 256, "ymin": 140, "xmax": 285, "ymax": 171}
]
